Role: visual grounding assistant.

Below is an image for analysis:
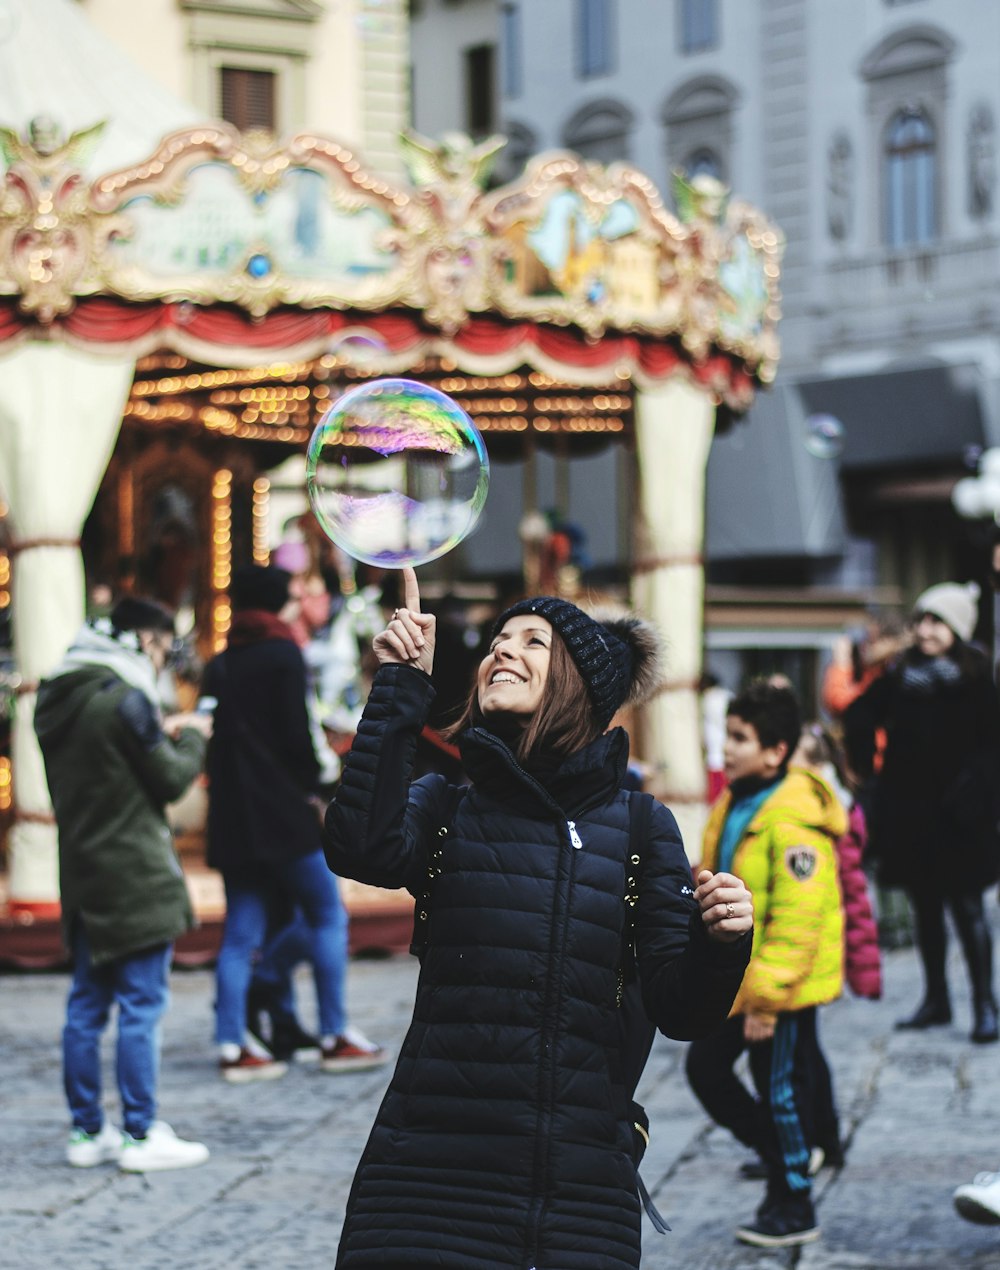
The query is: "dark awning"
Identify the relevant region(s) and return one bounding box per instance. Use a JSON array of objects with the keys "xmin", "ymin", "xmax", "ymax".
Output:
[
  {"xmin": 706, "ymin": 383, "xmax": 847, "ymax": 560},
  {"xmin": 707, "ymin": 363, "xmax": 990, "ymax": 561},
  {"xmin": 796, "ymin": 363, "xmax": 987, "ymax": 469}
]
